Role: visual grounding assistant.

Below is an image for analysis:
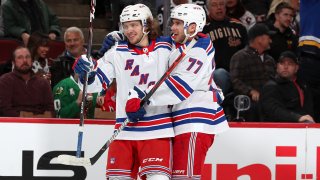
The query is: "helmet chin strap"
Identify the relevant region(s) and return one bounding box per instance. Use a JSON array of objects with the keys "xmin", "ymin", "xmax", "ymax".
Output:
[
  {"xmin": 135, "ymin": 27, "xmax": 149, "ymax": 46},
  {"xmin": 180, "ymin": 26, "xmax": 197, "ymax": 44}
]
